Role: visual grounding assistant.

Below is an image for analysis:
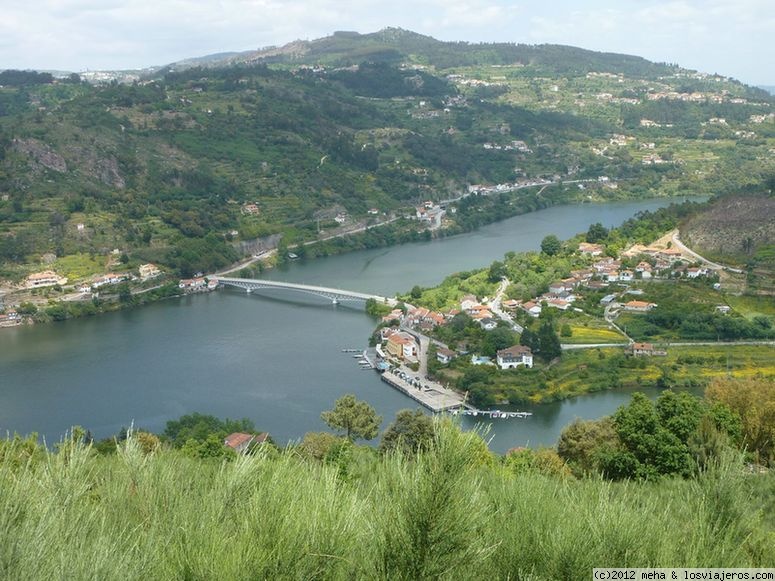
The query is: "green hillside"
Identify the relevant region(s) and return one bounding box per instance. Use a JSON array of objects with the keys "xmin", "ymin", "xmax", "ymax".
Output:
[{"xmin": 1, "ymin": 30, "xmax": 774, "ymax": 283}]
